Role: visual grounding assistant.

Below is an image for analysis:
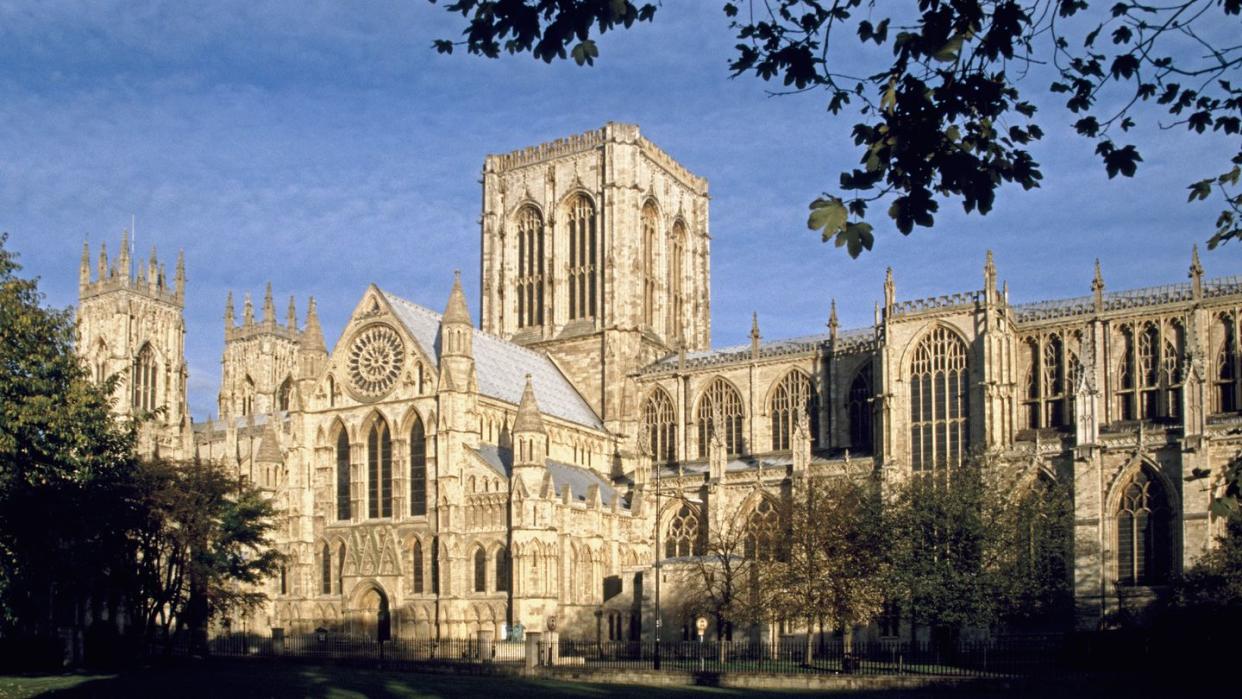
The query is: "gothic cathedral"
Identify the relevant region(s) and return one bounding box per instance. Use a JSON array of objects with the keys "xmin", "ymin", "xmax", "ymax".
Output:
[{"xmin": 76, "ymin": 123, "xmax": 1242, "ymax": 642}]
